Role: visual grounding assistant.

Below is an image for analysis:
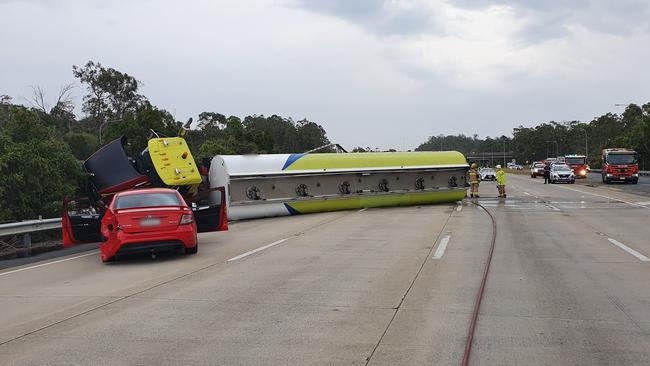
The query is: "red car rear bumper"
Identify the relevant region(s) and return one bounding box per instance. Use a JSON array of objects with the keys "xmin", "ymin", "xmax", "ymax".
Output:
[{"xmin": 100, "ymin": 224, "xmax": 197, "ymax": 261}]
